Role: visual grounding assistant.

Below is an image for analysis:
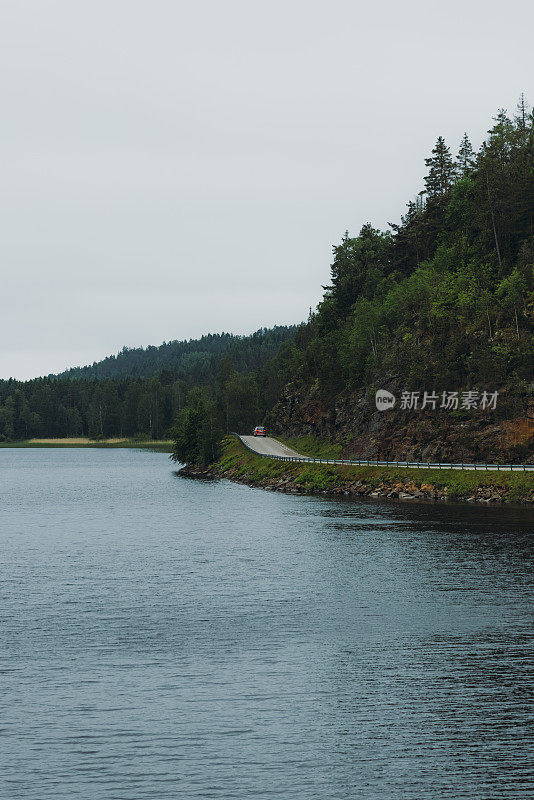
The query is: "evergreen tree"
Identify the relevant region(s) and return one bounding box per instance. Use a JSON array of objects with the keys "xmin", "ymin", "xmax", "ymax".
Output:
[
  {"xmin": 424, "ymin": 136, "xmax": 456, "ymax": 197},
  {"xmin": 485, "ymin": 109, "xmax": 515, "ymax": 162},
  {"xmin": 328, "ymin": 224, "xmax": 392, "ymax": 317},
  {"xmin": 456, "ymin": 133, "xmax": 475, "ymax": 176},
  {"xmin": 515, "ymin": 93, "xmax": 529, "ymax": 131}
]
